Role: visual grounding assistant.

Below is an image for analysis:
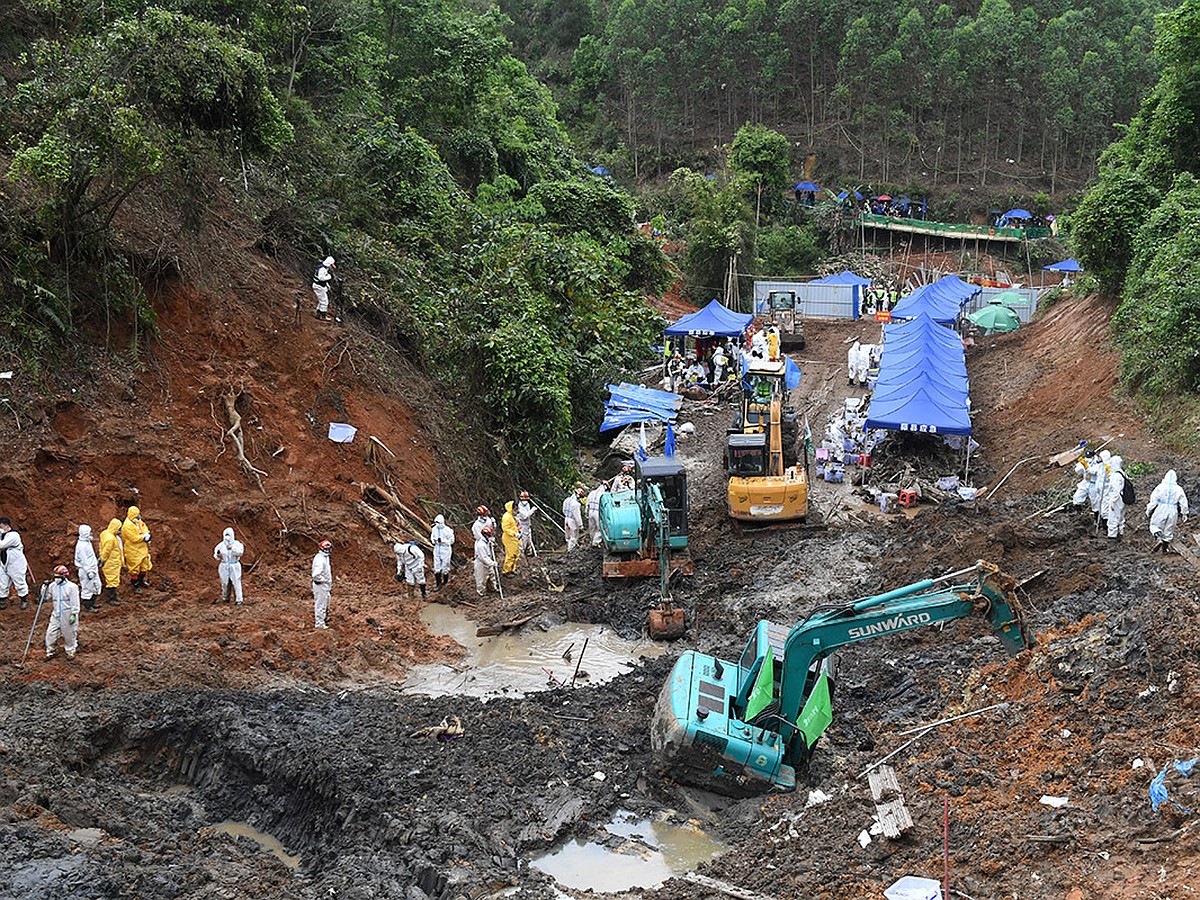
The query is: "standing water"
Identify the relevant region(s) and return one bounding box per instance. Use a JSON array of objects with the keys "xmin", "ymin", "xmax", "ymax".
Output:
[
  {"xmin": 531, "ymin": 808, "xmax": 726, "ymax": 891},
  {"xmin": 402, "ymin": 604, "xmax": 665, "ymax": 699}
]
